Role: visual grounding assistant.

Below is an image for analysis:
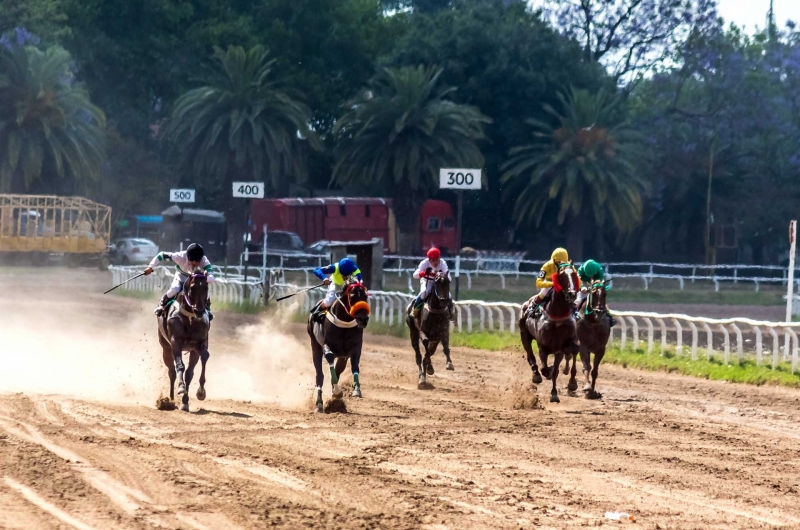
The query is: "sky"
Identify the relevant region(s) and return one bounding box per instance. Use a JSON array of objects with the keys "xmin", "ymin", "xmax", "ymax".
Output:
[{"xmin": 717, "ymin": 0, "xmax": 800, "ymax": 32}]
